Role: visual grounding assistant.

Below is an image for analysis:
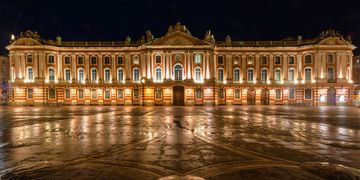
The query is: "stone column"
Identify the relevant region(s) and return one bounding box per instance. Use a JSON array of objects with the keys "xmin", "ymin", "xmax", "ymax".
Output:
[
  {"xmin": 241, "ymin": 54, "xmax": 246, "ymax": 81},
  {"xmin": 125, "ymin": 53, "xmax": 131, "ymax": 81},
  {"xmin": 269, "ymin": 54, "xmax": 274, "ymax": 81},
  {"xmin": 205, "ymin": 52, "xmax": 210, "ymax": 79},
  {"xmin": 226, "ymin": 54, "xmax": 232, "ymax": 81},
  {"xmin": 111, "ymin": 54, "xmax": 116, "ymax": 82},
  {"xmin": 297, "ymin": 54, "xmax": 302, "ymax": 81},
  {"xmin": 99, "ymin": 54, "xmax": 103, "ymax": 81},
  {"xmin": 57, "ymin": 53, "xmax": 62, "ymax": 81},
  {"xmin": 71, "ymin": 54, "xmax": 76, "ymax": 81},
  {"xmin": 283, "ymin": 54, "xmax": 288, "ymax": 81},
  {"xmin": 255, "ymin": 54, "xmax": 259, "ymax": 81},
  {"xmin": 187, "ymin": 52, "xmax": 191, "ymax": 79}
]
